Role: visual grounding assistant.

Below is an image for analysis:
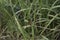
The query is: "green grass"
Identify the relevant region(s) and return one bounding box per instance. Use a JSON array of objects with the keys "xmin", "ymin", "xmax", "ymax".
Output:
[{"xmin": 0, "ymin": 0, "xmax": 60, "ymax": 40}]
